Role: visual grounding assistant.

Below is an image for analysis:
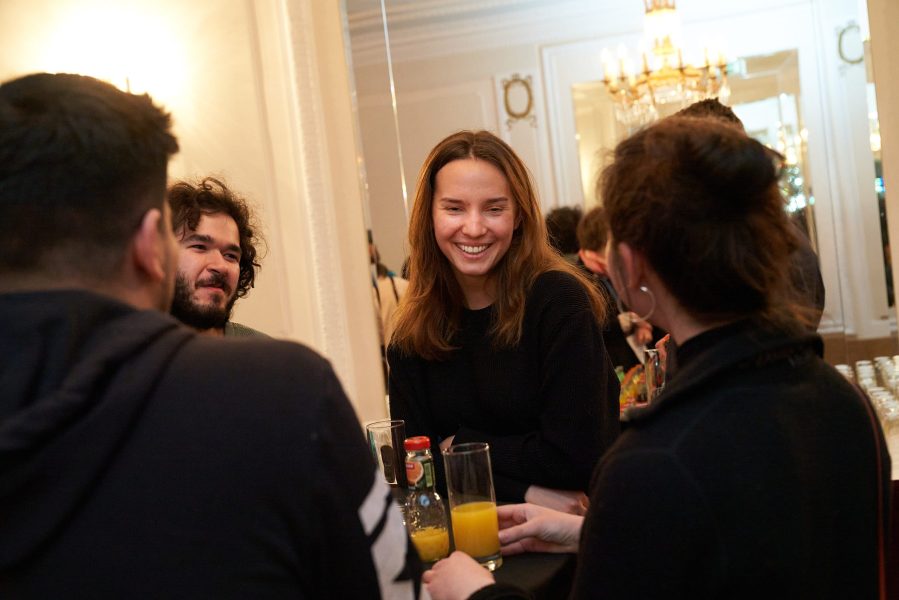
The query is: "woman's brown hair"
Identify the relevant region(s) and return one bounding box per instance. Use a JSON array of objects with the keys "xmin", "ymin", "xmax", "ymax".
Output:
[
  {"xmin": 599, "ymin": 116, "xmax": 802, "ymax": 327},
  {"xmin": 391, "ymin": 130, "xmax": 606, "ymax": 360}
]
